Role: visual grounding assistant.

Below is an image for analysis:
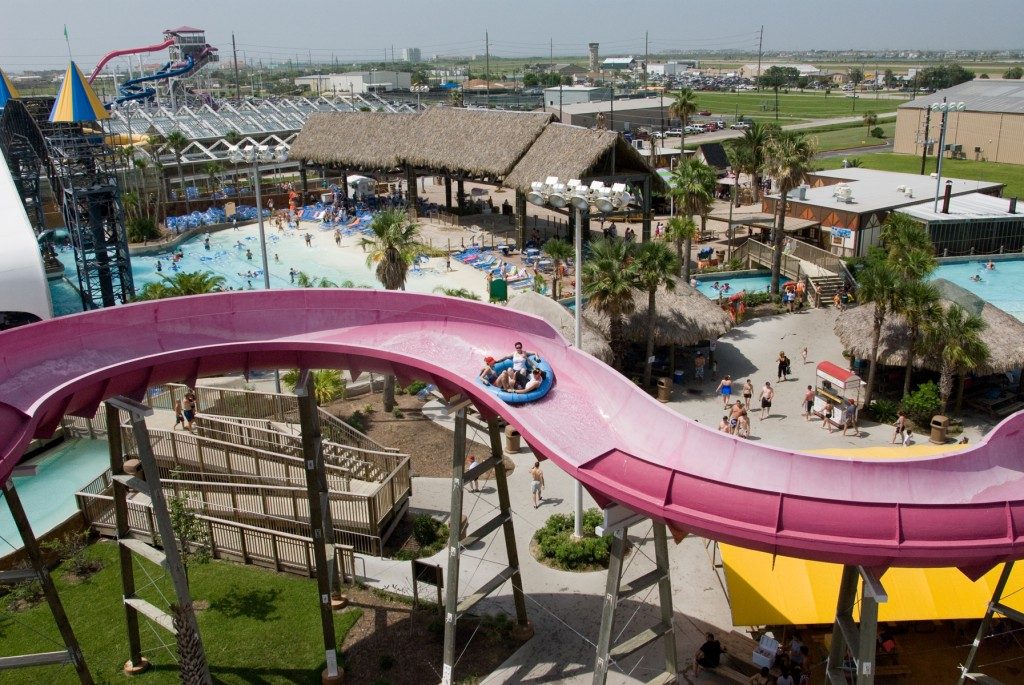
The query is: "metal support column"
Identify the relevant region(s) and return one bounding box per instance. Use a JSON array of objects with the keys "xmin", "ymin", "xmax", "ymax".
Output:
[
  {"xmin": 958, "ymin": 560, "xmax": 1016, "ymax": 684},
  {"xmin": 0, "ymin": 480, "xmax": 94, "ymax": 683},
  {"xmin": 109, "ymin": 396, "xmax": 211, "ymax": 685},
  {"xmin": 295, "ymin": 370, "xmax": 342, "ymax": 683},
  {"xmin": 641, "ymin": 176, "xmax": 652, "ymax": 243},
  {"xmin": 105, "ymin": 403, "xmax": 146, "ymax": 674},
  {"xmin": 441, "ymin": 406, "xmax": 532, "ymax": 684},
  {"xmin": 593, "ymin": 517, "xmax": 676, "ymax": 685},
  {"xmin": 827, "ymin": 565, "xmax": 887, "ymax": 685},
  {"xmin": 515, "ymin": 190, "xmax": 527, "ymax": 250}
]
